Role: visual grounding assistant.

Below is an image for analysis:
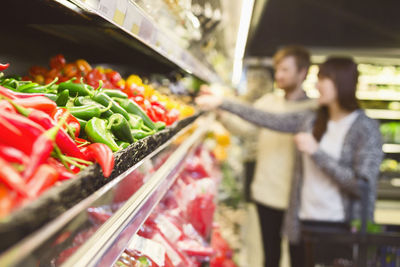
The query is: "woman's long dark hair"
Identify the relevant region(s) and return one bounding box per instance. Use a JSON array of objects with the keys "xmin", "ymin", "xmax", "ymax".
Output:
[{"xmin": 312, "ymin": 57, "xmax": 360, "ymax": 141}]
